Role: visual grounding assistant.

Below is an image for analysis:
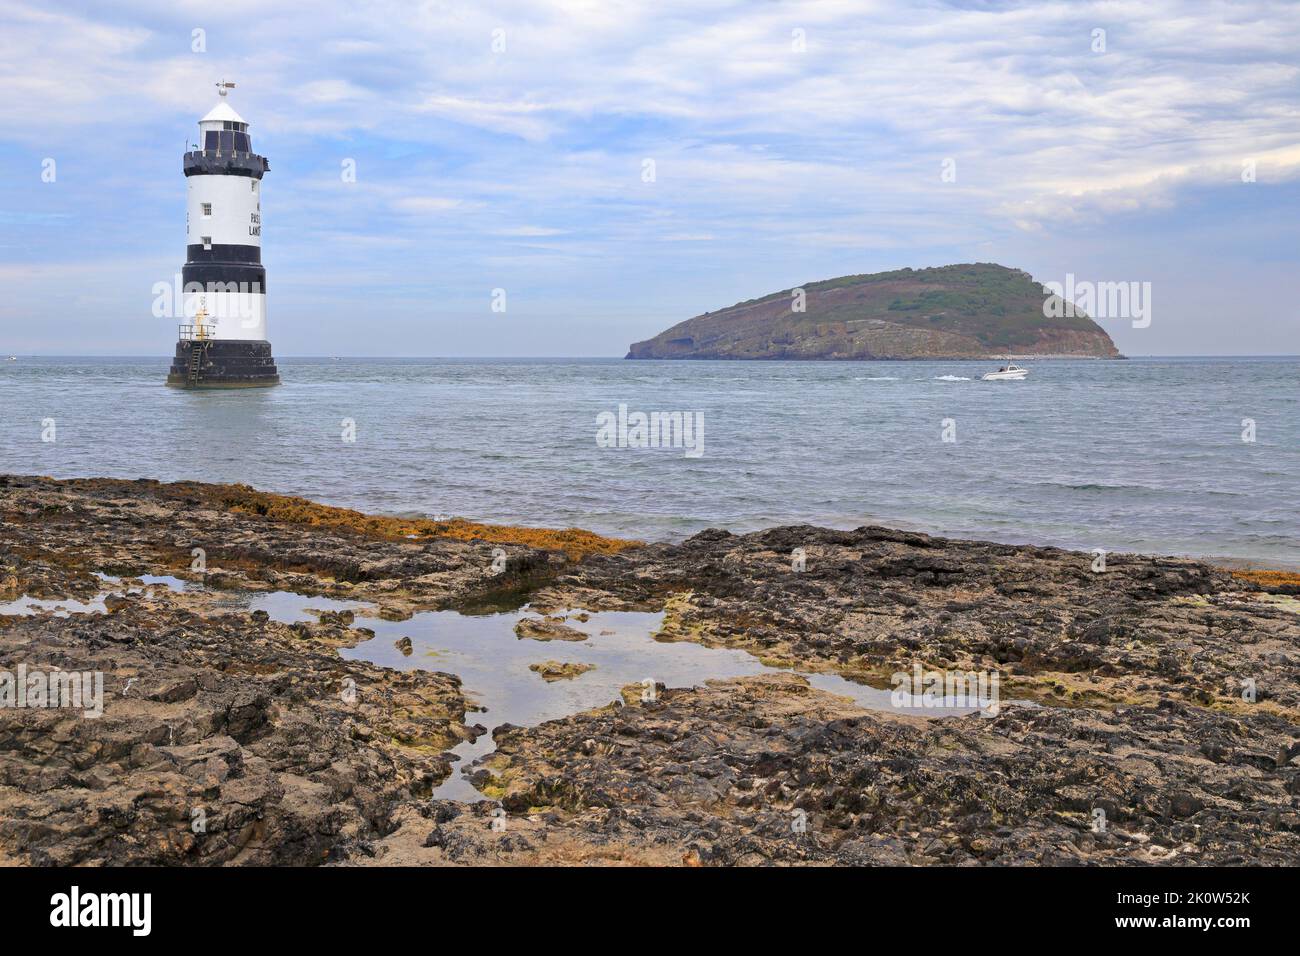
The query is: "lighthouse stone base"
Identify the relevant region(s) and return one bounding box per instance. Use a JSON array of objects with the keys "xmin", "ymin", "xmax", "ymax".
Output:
[{"xmin": 166, "ymin": 340, "xmax": 281, "ymax": 389}]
